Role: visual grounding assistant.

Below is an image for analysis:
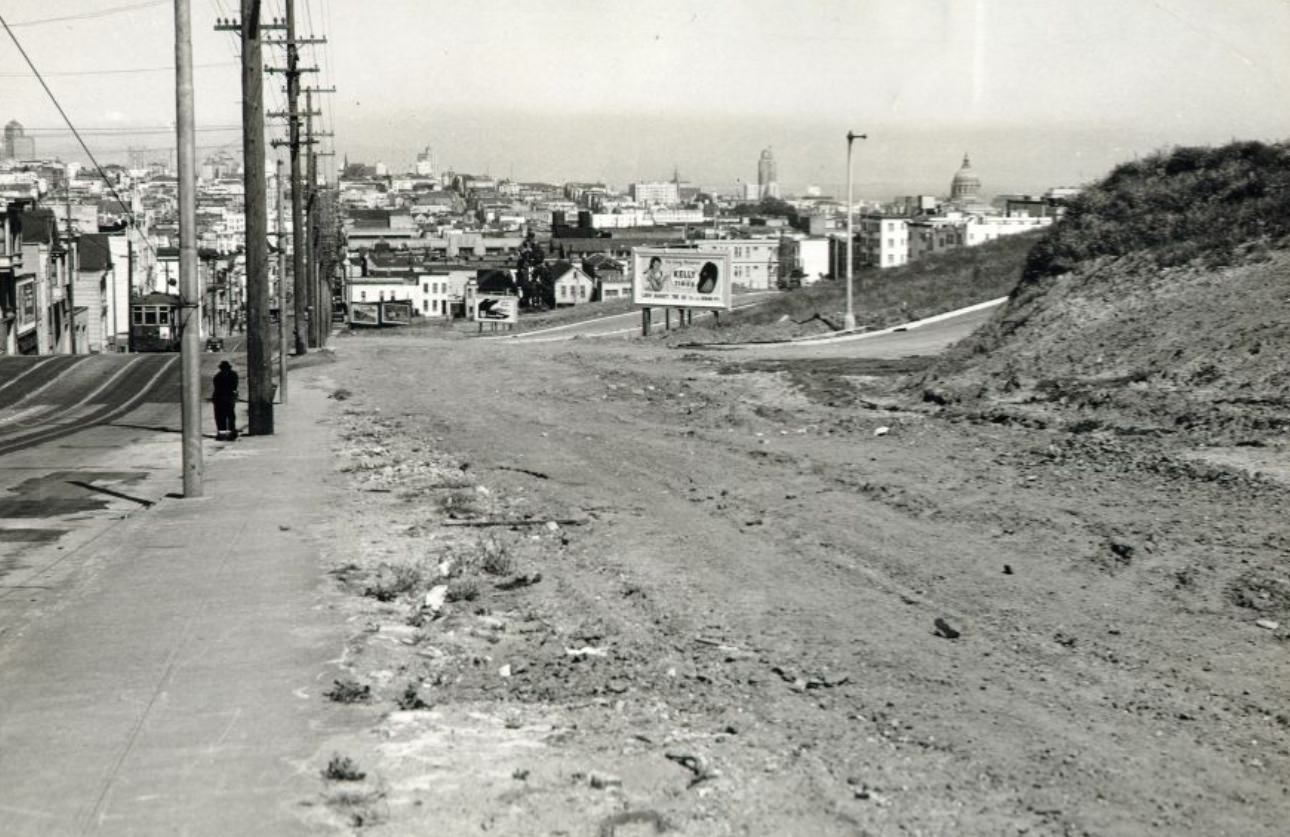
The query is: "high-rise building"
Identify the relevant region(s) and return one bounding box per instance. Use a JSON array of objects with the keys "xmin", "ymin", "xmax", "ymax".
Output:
[
  {"xmin": 415, "ymin": 146, "xmax": 436, "ymax": 178},
  {"xmin": 4, "ymin": 120, "xmax": 35, "ymax": 160},
  {"xmin": 757, "ymin": 147, "xmax": 779, "ymax": 199}
]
